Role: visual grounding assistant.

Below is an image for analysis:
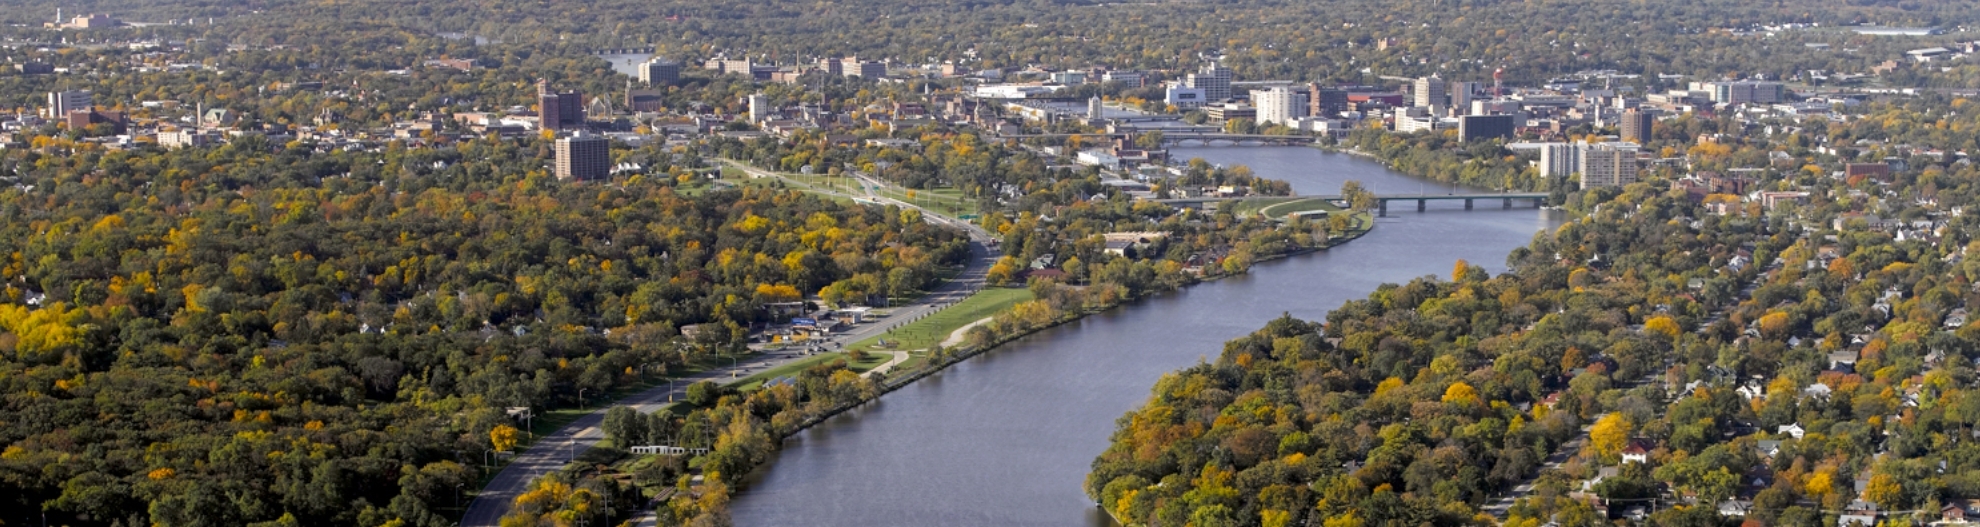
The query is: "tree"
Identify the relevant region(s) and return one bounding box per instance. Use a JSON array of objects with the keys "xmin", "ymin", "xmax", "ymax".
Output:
[
  {"xmin": 1644, "ymin": 316, "xmax": 1680, "ymax": 339},
  {"xmin": 1863, "ymin": 473, "xmax": 1904, "ymax": 510},
  {"xmin": 1441, "ymin": 381, "xmax": 1481, "ymax": 407},
  {"xmin": 491, "ymin": 424, "xmax": 520, "ymax": 453},
  {"xmin": 1590, "ymin": 414, "xmax": 1633, "ymax": 458},
  {"xmin": 1451, "ymin": 259, "xmax": 1470, "ymax": 282}
]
